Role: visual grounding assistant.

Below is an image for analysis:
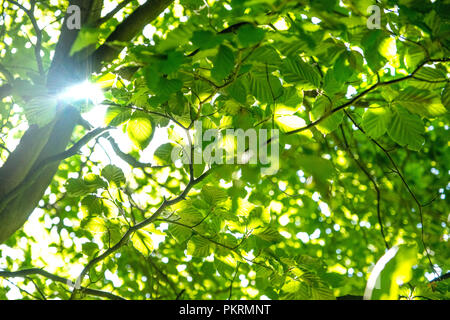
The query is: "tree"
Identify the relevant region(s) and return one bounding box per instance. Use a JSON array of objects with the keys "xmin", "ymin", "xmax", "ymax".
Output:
[{"xmin": 0, "ymin": 0, "xmax": 448, "ymax": 300}]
